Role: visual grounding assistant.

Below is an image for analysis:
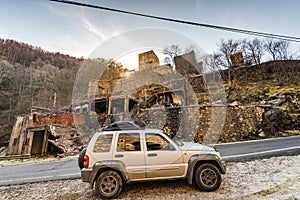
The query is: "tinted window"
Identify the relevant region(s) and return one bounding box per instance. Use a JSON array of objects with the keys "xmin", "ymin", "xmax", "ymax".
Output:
[
  {"xmin": 146, "ymin": 133, "xmax": 175, "ymax": 151},
  {"xmin": 117, "ymin": 133, "xmax": 141, "ymax": 151},
  {"xmin": 93, "ymin": 134, "xmax": 113, "ymax": 152}
]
